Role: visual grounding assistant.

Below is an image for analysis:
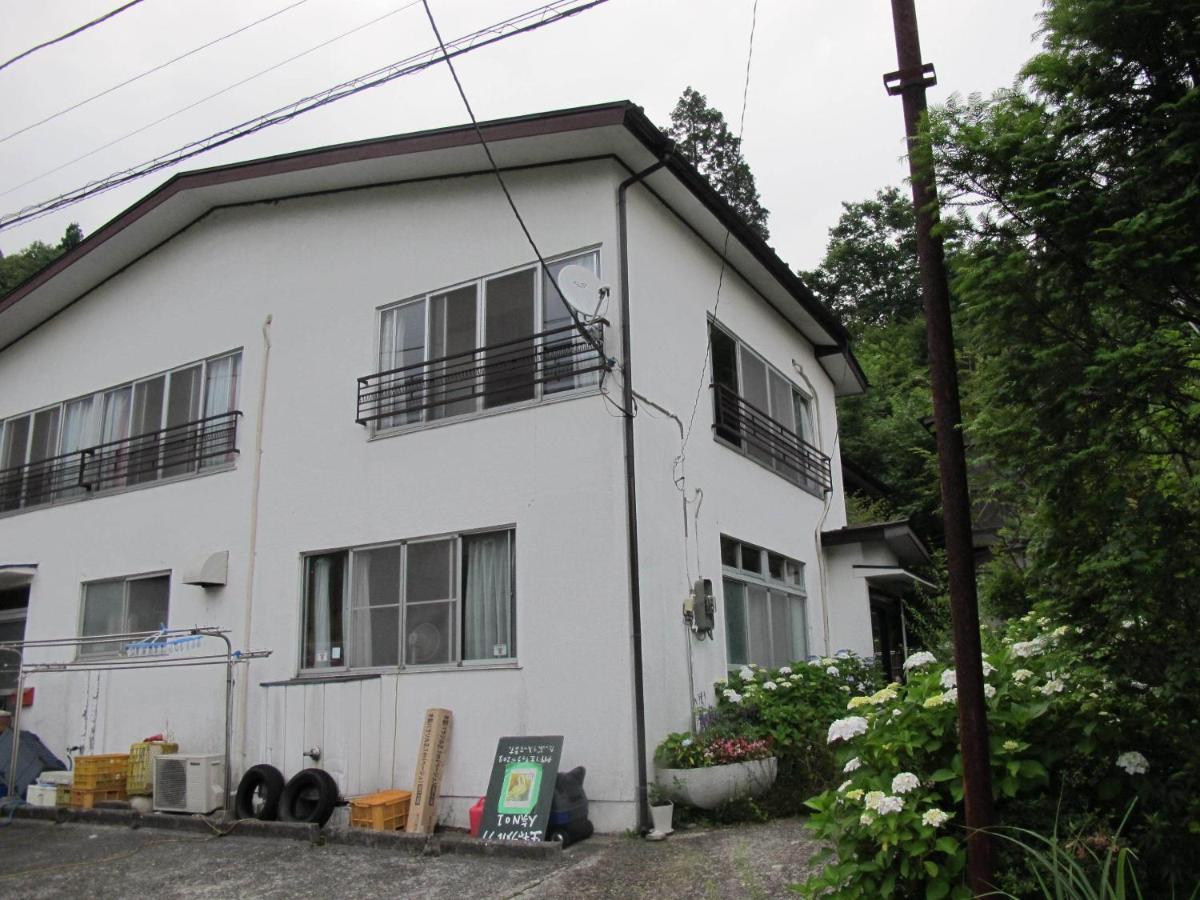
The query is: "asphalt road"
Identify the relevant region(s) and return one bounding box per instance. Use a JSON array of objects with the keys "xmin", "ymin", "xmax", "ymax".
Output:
[{"xmin": 0, "ymin": 817, "xmax": 823, "ymax": 899}]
